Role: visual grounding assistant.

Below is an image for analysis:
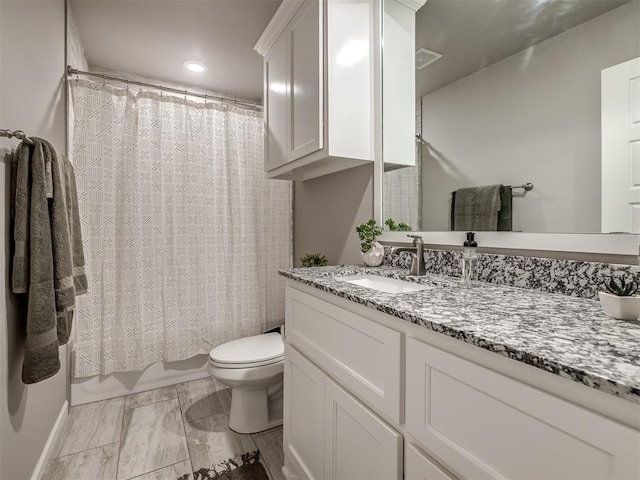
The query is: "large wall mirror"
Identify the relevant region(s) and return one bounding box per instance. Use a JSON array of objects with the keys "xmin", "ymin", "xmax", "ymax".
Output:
[{"xmin": 382, "ymin": 0, "xmax": 640, "ymax": 237}]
